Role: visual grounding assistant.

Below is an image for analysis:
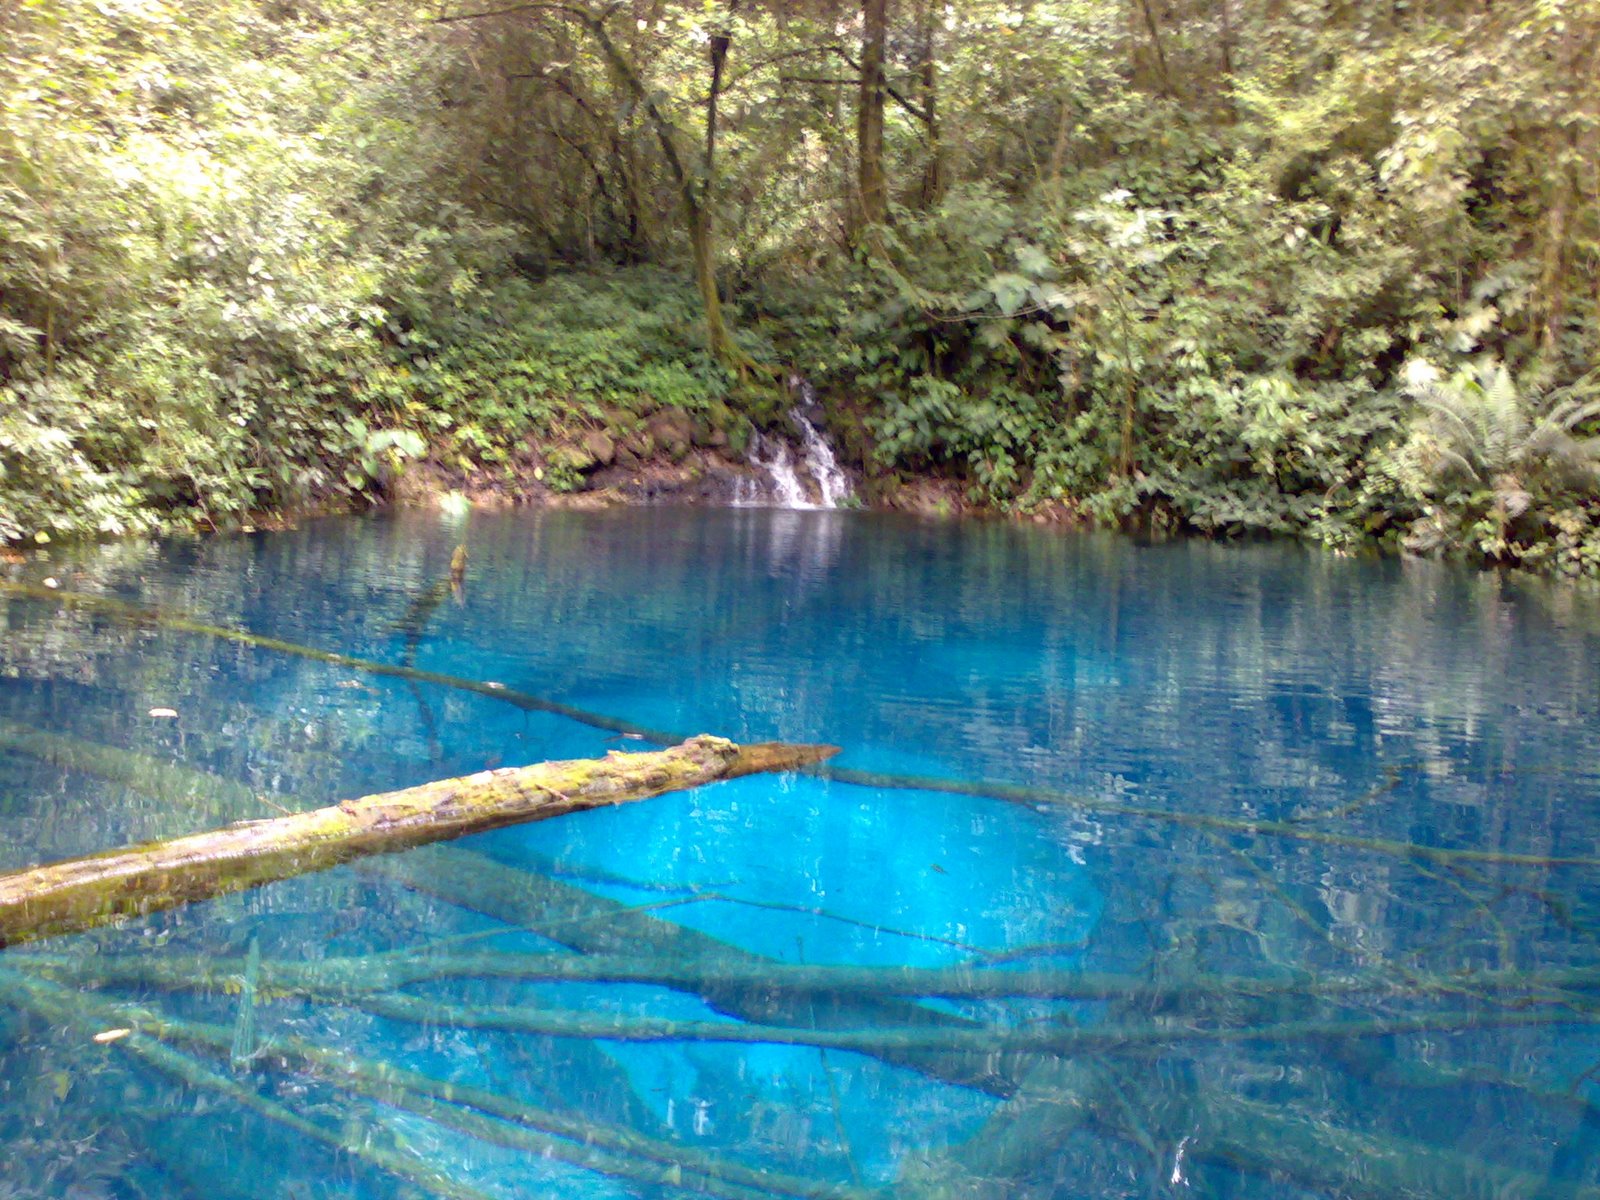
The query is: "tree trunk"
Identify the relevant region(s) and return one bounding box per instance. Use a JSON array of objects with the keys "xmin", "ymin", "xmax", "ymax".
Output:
[
  {"xmin": 0, "ymin": 736, "xmax": 835, "ymax": 948},
  {"xmin": 695, "ymin": 9, "xmax": 740, "ymax": 367},
  {"xmin": 857, "ymin": 0, "xmax": 889, "ymax": 228},
  {"xmin": 916, "ymin": 0, "xmax": 942, "ymax": 207},
  {"xmin": 1135, "ymin": 0, "xmax": 1176, "ymax": 97},
  {"xmin": 573, "ymin": 6, "xmax": 749, "ymax": 369}
]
